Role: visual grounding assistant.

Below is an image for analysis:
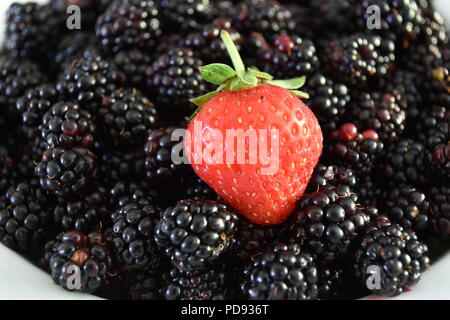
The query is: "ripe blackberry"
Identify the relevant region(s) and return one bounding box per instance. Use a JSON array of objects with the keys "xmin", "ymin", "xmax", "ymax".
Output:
[
  {"xmin": 348, "ymin": 92, "xmax": 406, "ymax": 143},
  {"xmin": 353, "ymin": 218, "xmax": 430, "ymax": 297},
  {"xmin": 36, "ymin": 147, "xmax": 97, "ymax": 198},
  {"xmin": 144, "ymin": 127, "xmax": 194, "ymax": 192},
  {"xmin": 240, "ymin": 242, "xmax": 318, "ymax": 300},
  {"xmin": 125, "ymin": 269, "xmax": 161, "ymax": 300},
  {"xmin": 162, "ymin": 267, "xmax": 228, "ymax": 300},
  {"xmin": 429, "ymin": 185, "xmax": 450, "ymax": 238},
  {"xmin": 377, "ymin": 138, "xmax": 428, "ymax": 186},
  {"xmin": 0, "ymin": 181, "xmax": 52, "ymax": 251},
  {"xmin": 16, "ymin": 84, "xmax": 59, "ymax": 132},
  {"xmin": 109, "ymin": 181, "xmax": 158, "ymax": 209},
  {"xmin": 0, "ymin": 150, "xmax": 14, "ymax": 194},
  {"xmin": 99, "ymin": 88, "xmax": 159, "ymax": 146},
  {"xmin": 145, "ymin": 48, "xmax": 208, "ymax": 111},
  {"xmin": 357, "ymin": 175, "xmax": 383, "ymax": 207},
  {"xmin": 40, "ymin": 102, "xmax": 96, "ymax": 150},
  {"xmin": 419, "ymin": 7, "xmax": 449, "ymax": 47},
  {"xmin": 99, "ymin": 146, "xmax": 146, "ymax": 183},
  {"xmin": 0, "ymin": 56, "xmax": 46, "ymax": 119},
  {"xmin": 322, "ymin": 34, "xmax": 396, "ymax": 86},
  {"xmin": 383, "ymin": 185, "xmax": 430, "ymax": 232},
  {"xmin": 5, "ymin": 2, "xmax": 65, "ymax": 59},
  {"xmin": 160, "ymin": 0, "xmax": 215, "ymax": 33},
  {"xmin": 96, "ymin": 0, "xmax": 162, "ymax": 54},
  {"xmin": 43, "ymin": 230, "xmax": 115, "ymax": 293},
  {"xmin": 182, "ymin": 178, "xmax": 221, "ymax": 201},
  {"xmin": 317, "ymin": 264, "xmax": 344, "ymax": 300},
  {"xmin": 255, "ymin": 34, "xmax": 320, "ymax": 79},
  {"xmin": 424, "ymin": 118, "xmax": 450, "ymax": 181},
  {"xmin": 414, "ymin": 106, "xmax": 449, "ymax": 142},
  {"xmin": 306, "ymin": 163, "xmax": 357, "ymax": 193},
  {"xmin": 233, "ymin": 0, "xmax": 296, "ymax": 38},
  {"xmin": 304, "ymin": 73, "xmax": 349, "ymax": 134},
  {"xmin": 281, "ymin": 185, "xmax": 370, "ymax": 265},
  {"xmin": 422, "ymin": 50, "xmax": 450, "ymax": 106},
  {"xmin": 325, "ymin": 124, "xmax": 384, "ymax": 174},
  {"xmin": 110, "ymin": 198, "xmax": 161, "ymax": 270},
  {"xmin": 57, "ymin": 56, "xmax": 127, "ymax": 112},
  {"xmin": 355, "ymin": 0, "xmax": 424, "ymax": 45},
  {"xmin": 155, "ymin": 199, "xmax": 238, "ymax": 273},
  {"xmin": 54, "ymin": 32, "xmax": 100, "ymax": 72},
  {"xmin": 113, "ymin": 49, "xmax": 153, "ymax": 89}
]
